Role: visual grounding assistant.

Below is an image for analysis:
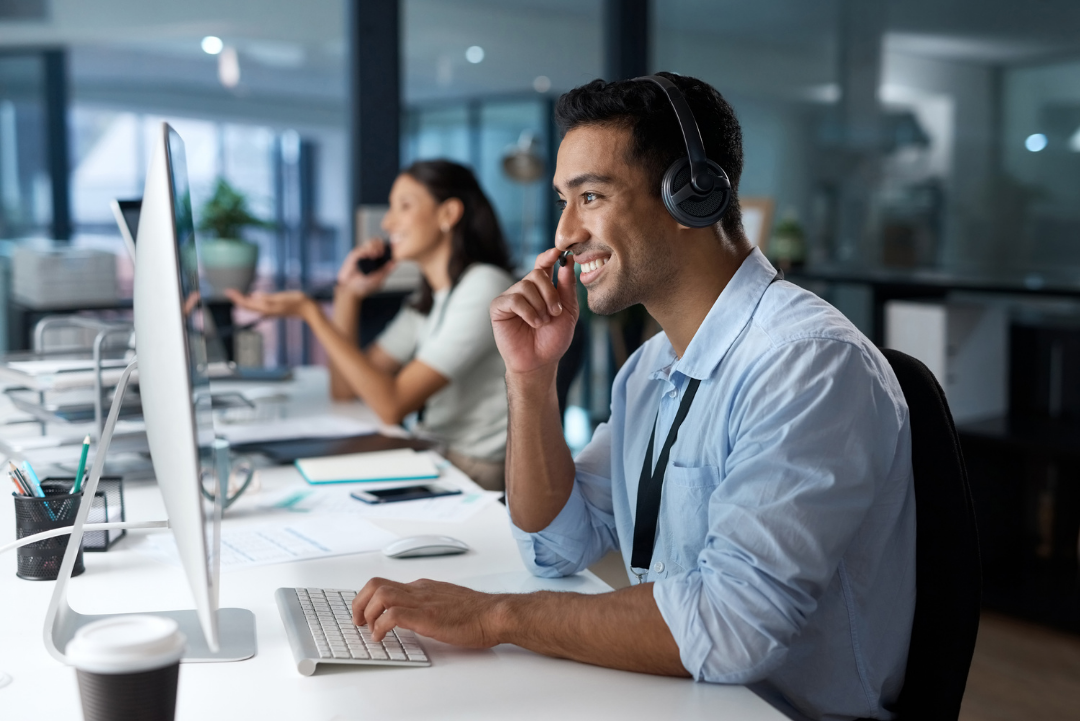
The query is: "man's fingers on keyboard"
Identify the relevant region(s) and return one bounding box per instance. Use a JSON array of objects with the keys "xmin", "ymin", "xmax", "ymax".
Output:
[
  {"xmin": 352, "ymin": 577, "xmax": 400, "ymax": 624},
  {"xmin": 373, "ymin": 607, "xmax": 418, "ymax": 640},
  {"xmin": 364, "ymin": 584, "xmax": 417, "ymax": 635}
]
